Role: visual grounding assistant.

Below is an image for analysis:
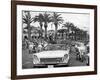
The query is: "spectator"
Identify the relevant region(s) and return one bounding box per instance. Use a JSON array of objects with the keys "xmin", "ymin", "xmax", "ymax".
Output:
[
  {"xmin": 75, "ymin": 44, "xmax": 80, "ymax": 60},
  {"xmin": 29, "ymin": 41, "xmax": 34, "ymax": 54},
  {"xmin": 78, "ymin": 43, "xmax": 87, "ymax": 62},
  {"xmin": 37, "ymin": 43, "xmax": 43, "ymax": 52}
]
